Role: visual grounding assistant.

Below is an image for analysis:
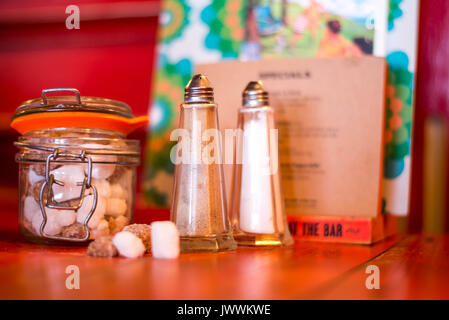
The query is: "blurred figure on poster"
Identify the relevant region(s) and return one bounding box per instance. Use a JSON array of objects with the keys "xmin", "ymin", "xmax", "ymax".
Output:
[{"xmin": 316, "ymin": 20, "xmax": 364, "ymax": 57}]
